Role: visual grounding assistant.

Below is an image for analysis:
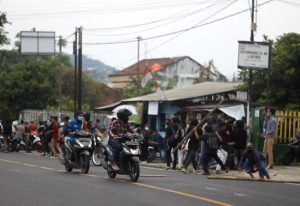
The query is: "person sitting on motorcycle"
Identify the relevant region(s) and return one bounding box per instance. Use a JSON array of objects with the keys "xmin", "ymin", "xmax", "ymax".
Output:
[
  {"xmin": 26, "ymin": 121, "xmax": 38, "ymax": 153},
  {"xmin": 149, "ymin": 129, "xmax": 163, "ymax": 152},
  {"xmin": 108, "ymin": 108, "xmax": 136, "ymax": 171},
  {"xmin": 67, "ymin": 111, "xmax": 88, "ymax": 146}
]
